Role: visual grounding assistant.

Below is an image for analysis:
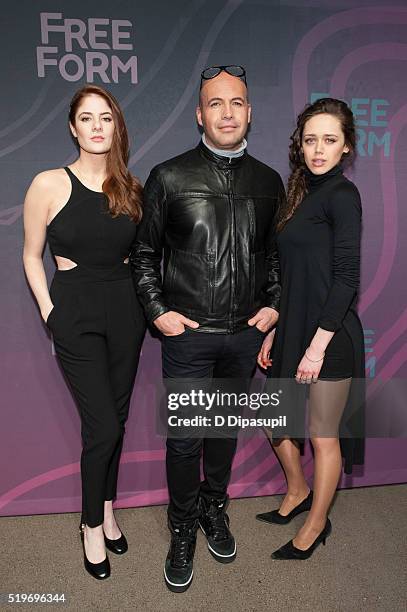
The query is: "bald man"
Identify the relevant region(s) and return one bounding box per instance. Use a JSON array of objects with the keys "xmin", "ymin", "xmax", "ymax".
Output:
[{"xmin": 131, "ymin": 66, "xmax": 284, "ymax": 592}]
